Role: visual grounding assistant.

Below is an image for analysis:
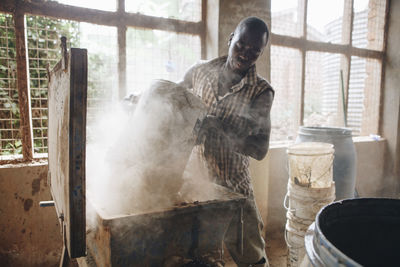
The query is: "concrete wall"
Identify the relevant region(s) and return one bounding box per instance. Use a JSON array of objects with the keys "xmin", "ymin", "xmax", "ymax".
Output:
[
  {"xmin": 0, "ymin": 163, "xmax": 62, "ymax": 267},
  {"xmin": 381, "ymin": 0, "xmax": 400, "ymax": 197}
]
